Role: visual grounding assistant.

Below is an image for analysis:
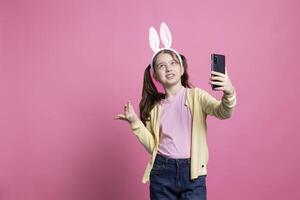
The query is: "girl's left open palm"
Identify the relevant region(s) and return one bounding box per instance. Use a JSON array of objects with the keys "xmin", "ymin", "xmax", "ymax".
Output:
[{"xmin": 114, "ymin": 101, "xmax": 139, "ymax": 124}]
